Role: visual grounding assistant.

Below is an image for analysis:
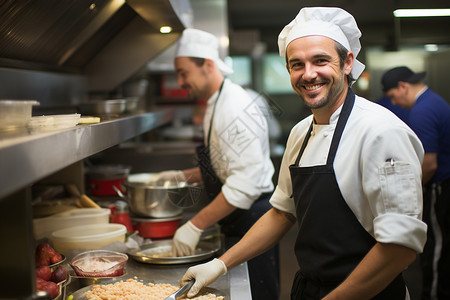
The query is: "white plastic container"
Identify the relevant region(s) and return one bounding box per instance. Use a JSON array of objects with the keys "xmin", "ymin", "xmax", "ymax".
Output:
[
  {"xmin": 51, "ymin": 223, "xmax": 126, "ymax": 259},
  {"xmin": 33, "ymin": 208, "xmax": 110, "ymax": 240}
]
